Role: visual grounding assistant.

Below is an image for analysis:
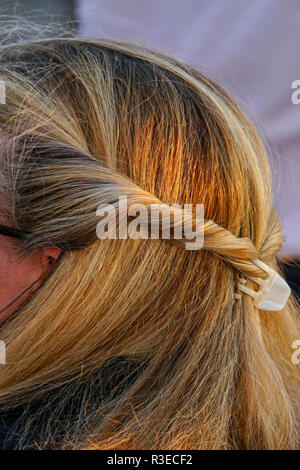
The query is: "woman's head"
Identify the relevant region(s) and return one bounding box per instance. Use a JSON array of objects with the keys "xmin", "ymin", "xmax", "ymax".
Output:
[{"xmin": 0, "ymin": 33, "xmax": 298, "ymax": 450}]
